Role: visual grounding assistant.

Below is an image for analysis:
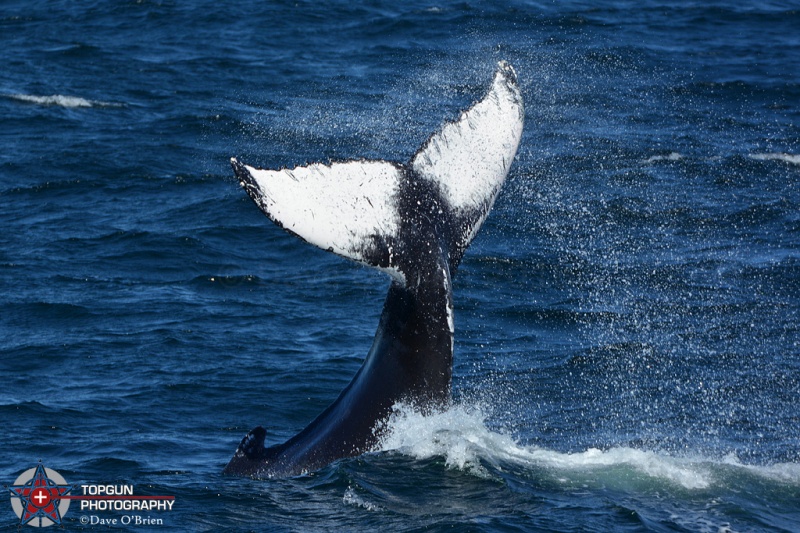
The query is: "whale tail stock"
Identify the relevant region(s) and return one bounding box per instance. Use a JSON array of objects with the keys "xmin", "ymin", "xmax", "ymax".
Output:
[{"xmin": 225, "ymin": 61, "xmax": 523, "ymax": 477}]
